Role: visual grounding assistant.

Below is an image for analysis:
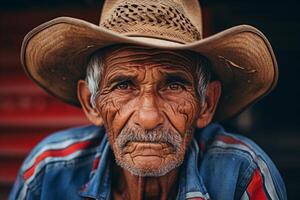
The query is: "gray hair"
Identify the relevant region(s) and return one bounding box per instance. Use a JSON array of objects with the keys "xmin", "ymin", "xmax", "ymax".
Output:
[
  {"xmin": 85, "ymin": 51, "xmax": 104, "ymax": 107},
  {"xmin": 85, "ymin": 52, "xmax": 211, "ymax": 107}
]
